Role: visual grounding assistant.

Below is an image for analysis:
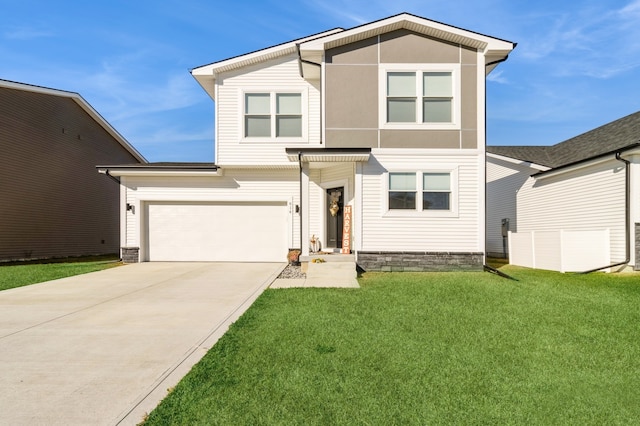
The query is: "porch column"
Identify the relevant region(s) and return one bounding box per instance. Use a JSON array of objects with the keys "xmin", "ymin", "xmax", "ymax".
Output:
[{"xmin": 301, "ymin": 162, "xmax": 310, "ymax": 256}]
